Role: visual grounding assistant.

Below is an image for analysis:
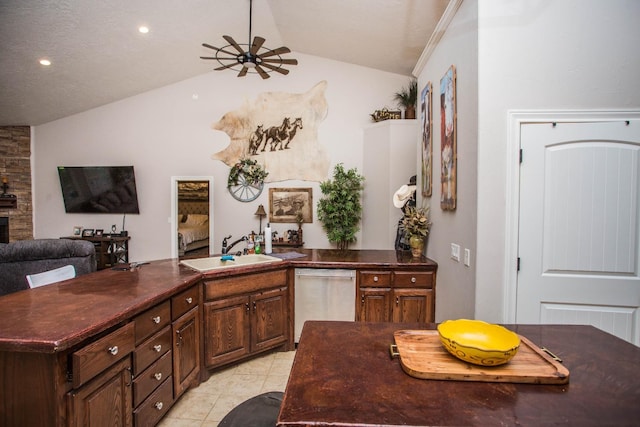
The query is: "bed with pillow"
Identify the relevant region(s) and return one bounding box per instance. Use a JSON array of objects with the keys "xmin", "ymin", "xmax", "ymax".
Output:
[{"xmin": 178, "ymin": 212, "xmax": 210, "ymax": 256}]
